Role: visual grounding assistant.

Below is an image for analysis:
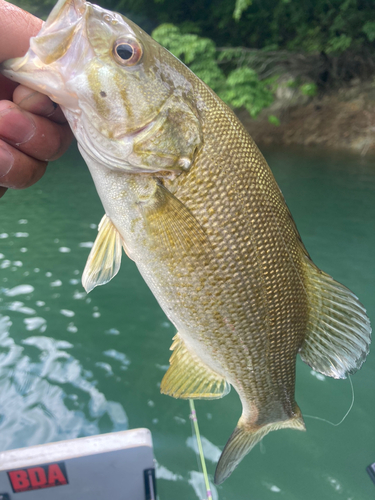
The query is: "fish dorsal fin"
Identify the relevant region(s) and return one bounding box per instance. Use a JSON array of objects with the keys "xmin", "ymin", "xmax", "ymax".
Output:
[
  {"xmin": 160, "ymin": 333, "xmax": 230, "ymax": 399},
  {"xmin": 142, "ymin": 181, "xmax": 210, "ymax": 258},
  {"xmin": 82, "ymin": 214, "xmax": 122, "ymax": 293},
  {"xmin": 300, "ymin": 255, "xmax": 371, "ymax": 378}
]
